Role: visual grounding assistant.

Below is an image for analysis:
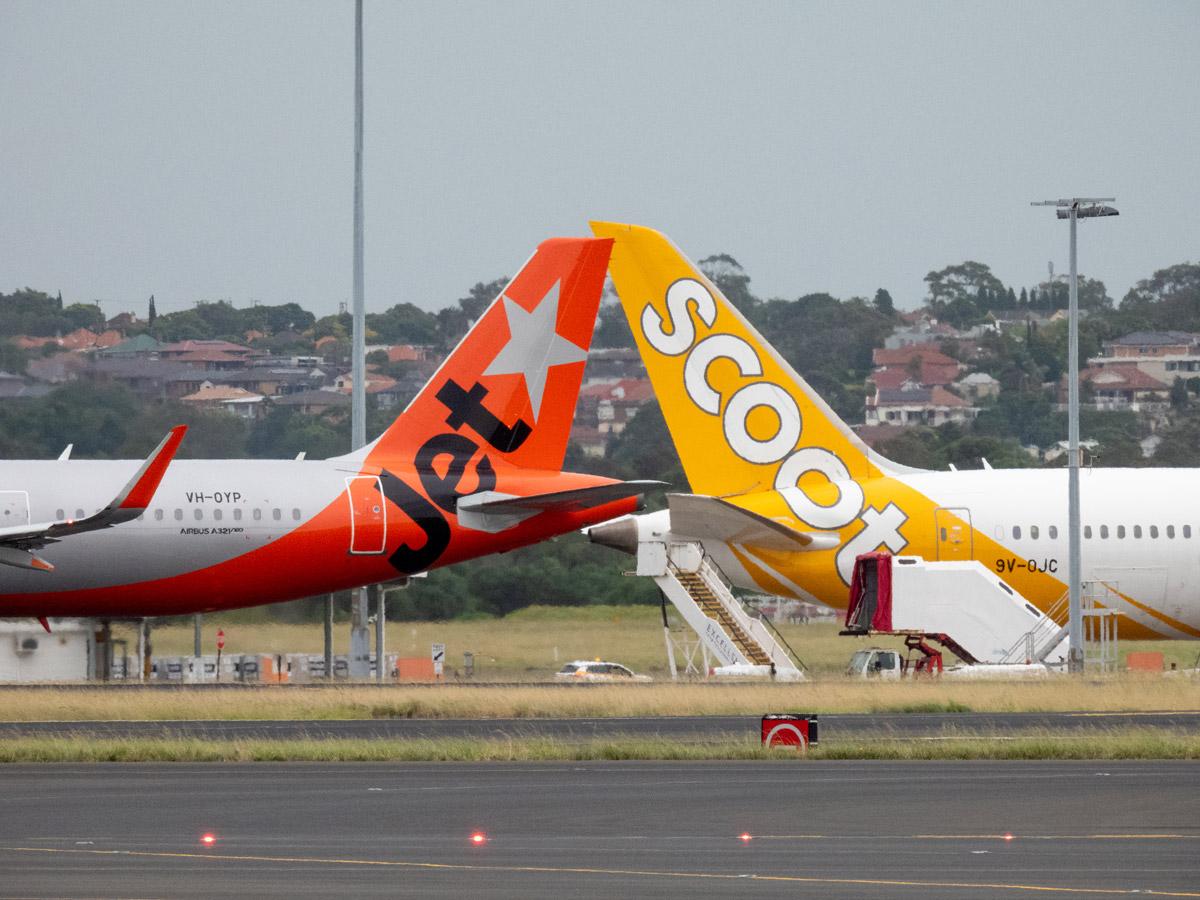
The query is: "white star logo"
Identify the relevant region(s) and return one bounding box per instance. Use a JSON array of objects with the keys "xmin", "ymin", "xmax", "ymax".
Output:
[{"xmin": 482, "ymin": 280, "xmax": 588, "ymax": 422}]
